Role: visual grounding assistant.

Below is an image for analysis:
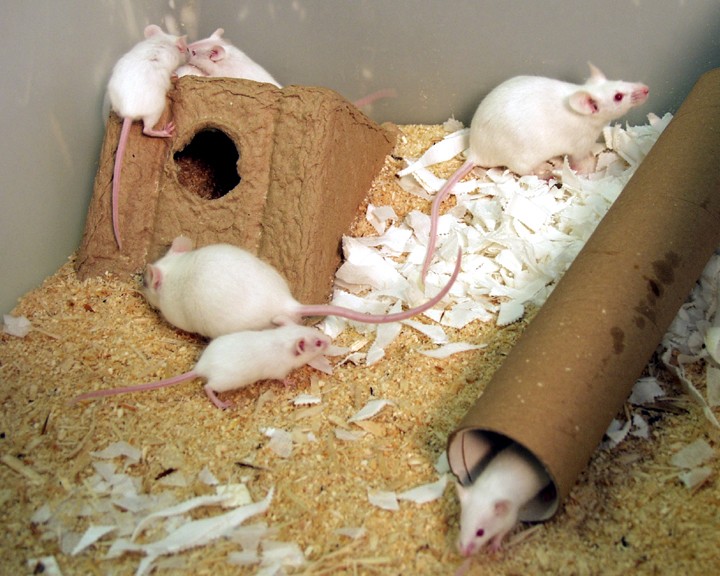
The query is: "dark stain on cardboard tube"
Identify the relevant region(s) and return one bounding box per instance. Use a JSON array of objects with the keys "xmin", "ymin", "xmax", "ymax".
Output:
[
  {"xmin": 647, "ymin": 277, "xmax": 662, "ymax": 298},
  {"xmin": 610, "ymin": 327, "xmax": 625, "ymax": 354},
  {"xmin": 633, "ymin": 302, "xmax": 656, "ymax": 325},
  {"xmin": 652, "ymin": 252, "xmax": 680, "ymax": 286}
]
